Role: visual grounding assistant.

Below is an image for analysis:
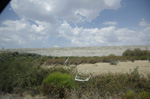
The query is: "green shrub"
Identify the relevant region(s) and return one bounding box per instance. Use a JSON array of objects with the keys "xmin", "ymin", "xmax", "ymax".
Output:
[
  {"xmin": 133, "ymin": 48, "xmax": 143, "ymax": 56},
  {"xmin": 123, "ymin": 49, "xmax": 134, "ymax": 56},
  {"xmin": 42, "ymin": 72, "xmax": 77, "ymax": 98},
  {"xmin": 124, "ymin": 90, "xmax": 135, "ymax": 99},
  {"xmin": 0, "ymin": 52, "xmax": 48, "ymax": 93},
  {"xmin": 139, "ymin": 91, "xmax": 150, "ymax": 99},
  {"xmin": 123, "ymin": 48, "xmax": 150, "ymax": 57},
  {"xmin": 47, "ymin": 66, "xmax": 73, "ymax": 75},
  {"xmin": 139, "ymin": 56, "xmax": 147, "ymax": 60}
]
